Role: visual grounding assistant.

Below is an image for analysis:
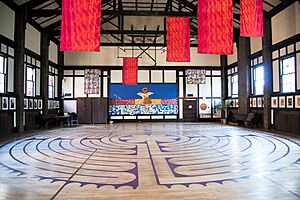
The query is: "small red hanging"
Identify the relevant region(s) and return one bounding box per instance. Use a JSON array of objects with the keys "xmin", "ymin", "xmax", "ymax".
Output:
[{"xmin": 123, "ymin": 58, "xmax": 138, "ymax": 85}]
